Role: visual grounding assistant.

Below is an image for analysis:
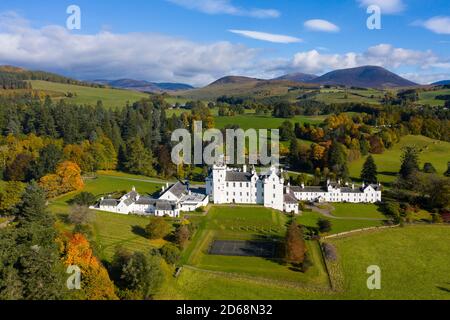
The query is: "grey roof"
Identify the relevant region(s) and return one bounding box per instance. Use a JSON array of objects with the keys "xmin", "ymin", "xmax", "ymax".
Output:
[
  {"xmin": 124, "ymin": 190, "xmax": 139, "ymax": 201},
  {"xmin": 100, "ymin": 199, "xmax": 119, "ymax": 207},
  {"xmin": 284, "ymin": 193, "xmax": 298, "ymax": 204},
  {"xmin": 291, "ymin": 186, "xmax": 327, "ymax": 193},
  {"xmin": 123, "ymin": 198, "xmax": 134, "ymax": 206},
  {"xmin": 135, "ymin": 197, "xmax": 157, "ymax": 205},
  {"xmin": 156, "ymin": 200, "xmax": 177, "ymax": 211},
  {"xmin": 164, "ymin": 181, "xmax": 188, "ymax": 199},
  {"xmin": 226, "ymin": 171, "xmax": 252, "ymax": 182}
]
